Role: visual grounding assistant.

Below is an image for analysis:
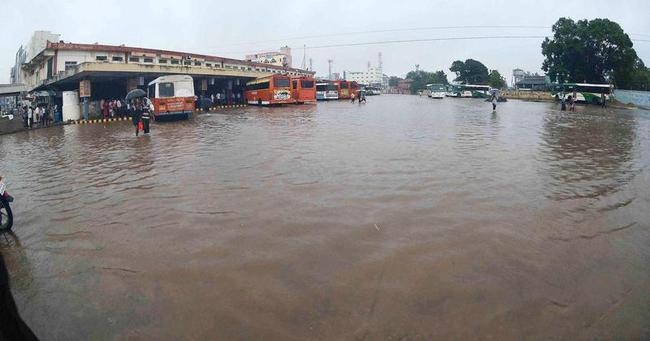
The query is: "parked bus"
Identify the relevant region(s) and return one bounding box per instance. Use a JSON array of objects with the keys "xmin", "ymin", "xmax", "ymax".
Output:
[
  {"xmin": 448, "ymin": 84, "xmax": 491, "ymax": 98},
  {"xmin": 147, "ymin": 75, "xmax": 195, "ymax": 120},
  {"xmin": 365, "ymin": 86, "xmax": 382, "ymax": 95},
  {"xmin": 316, "ymin": 81, "xmax": 339, "ymax": 100},
  {"xmin": 335, "ymin": 80, "xmax": 351, "ymax": 99},
  {"xmin": 290, "ymin": 76, "xmax": 316, "ymax": 104},
  {"xmin": 550, "ymin": 83, "xmax": 612, "ymax": 104},
  {"xmin": 426, "ymin": 83, "xmax": 447, "ymax": 99},
  {"xmin": 245, "ymin": 75, "xmax": 293, "ymax": 105}
]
